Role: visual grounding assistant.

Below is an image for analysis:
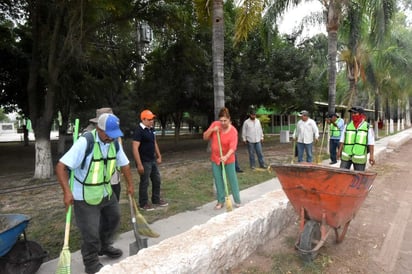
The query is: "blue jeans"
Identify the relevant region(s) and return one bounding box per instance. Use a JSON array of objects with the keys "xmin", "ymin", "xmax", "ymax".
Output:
[
  {"xmin": 246, "ymin": 142, "xmax": 265, "ymax": 168},
  {"xmin": 139, "ymin": 161, "xmax": 162, "ymax": 207},
  {"xmin": 329, "ymin": 138, "xmax": 340, "ymax": 163},
  {"xmin": 297, "ymin": 142, "xmax": 313, "ymax": 162},
  {"xmin": 73, "ymin": 195, "xmax": 120, "ymax": 269}
]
